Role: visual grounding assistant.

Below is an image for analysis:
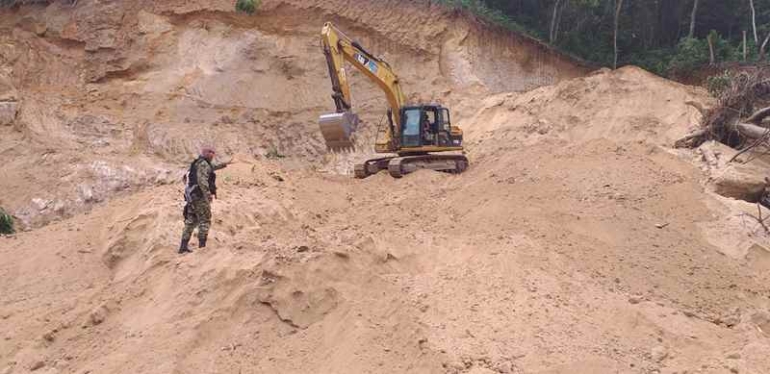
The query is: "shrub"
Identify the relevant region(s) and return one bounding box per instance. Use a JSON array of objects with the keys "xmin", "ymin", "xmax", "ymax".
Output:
[
  {"xmin": 264, "ymin": 147, "xmax": 285, "ymax": 159},
  {"xmin": 707, "ymin": 70, "xmax": 733, "ymax": 97},
  {"xmin": 235, "ymin": 0, "xmax": 260, "ymax": 14},
  {"xmin": 627, "ymin": 48, "xmax": 674, "ymax": 76},
  {"xmin": 668, "ymin": 37, "xmax": 710, "ymax": 73},
  {"xmin": 433, "ymin": 0, "xmax": 538, "ymax": 37},
  {"xmin": 0, "ymin": 208, "xmax": 14, "ymax": 235}
]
